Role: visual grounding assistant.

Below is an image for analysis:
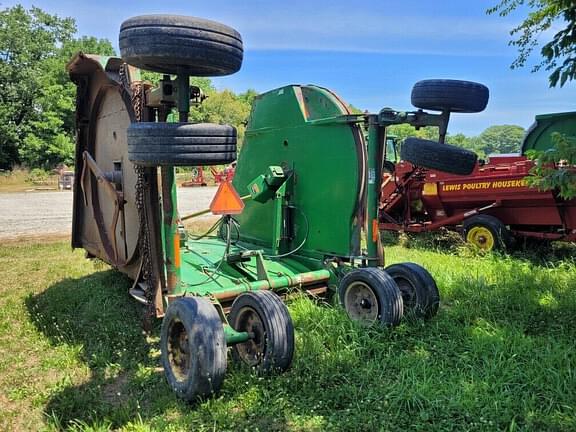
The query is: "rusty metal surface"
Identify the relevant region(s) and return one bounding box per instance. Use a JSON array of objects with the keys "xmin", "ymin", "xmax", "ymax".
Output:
[
  {"xmin": 69, "ymin": 54, "xmax": 138, "ymax": 274},
  {"xmin": 88, "ymin": 84, "xmax": 138, "ymax": 265}
]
